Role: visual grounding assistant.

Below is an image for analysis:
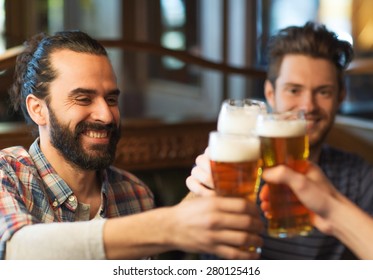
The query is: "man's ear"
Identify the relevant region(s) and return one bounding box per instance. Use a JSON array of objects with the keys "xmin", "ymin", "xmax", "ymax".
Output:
[
  {"xmin": 26, "ymin": 94, "xmax": 48, "ymax": 125},
  {"xmin": 264, "ymin": 79, "xmax": 276, "ymax": 109}
]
